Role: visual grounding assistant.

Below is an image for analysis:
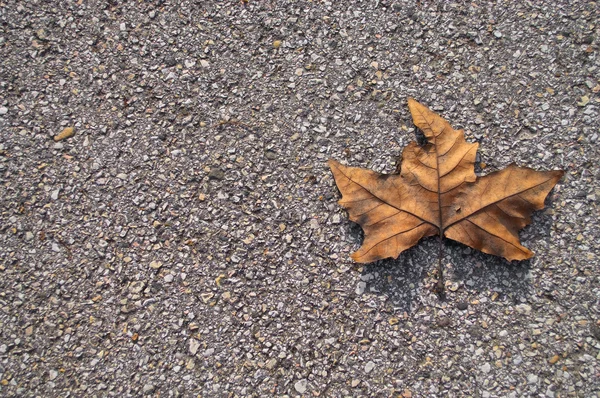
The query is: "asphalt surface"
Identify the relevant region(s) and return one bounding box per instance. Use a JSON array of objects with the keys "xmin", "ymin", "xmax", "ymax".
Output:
[{"xmin": 0, "ymin": 1, "xmax": 599, "ymax": 397}]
